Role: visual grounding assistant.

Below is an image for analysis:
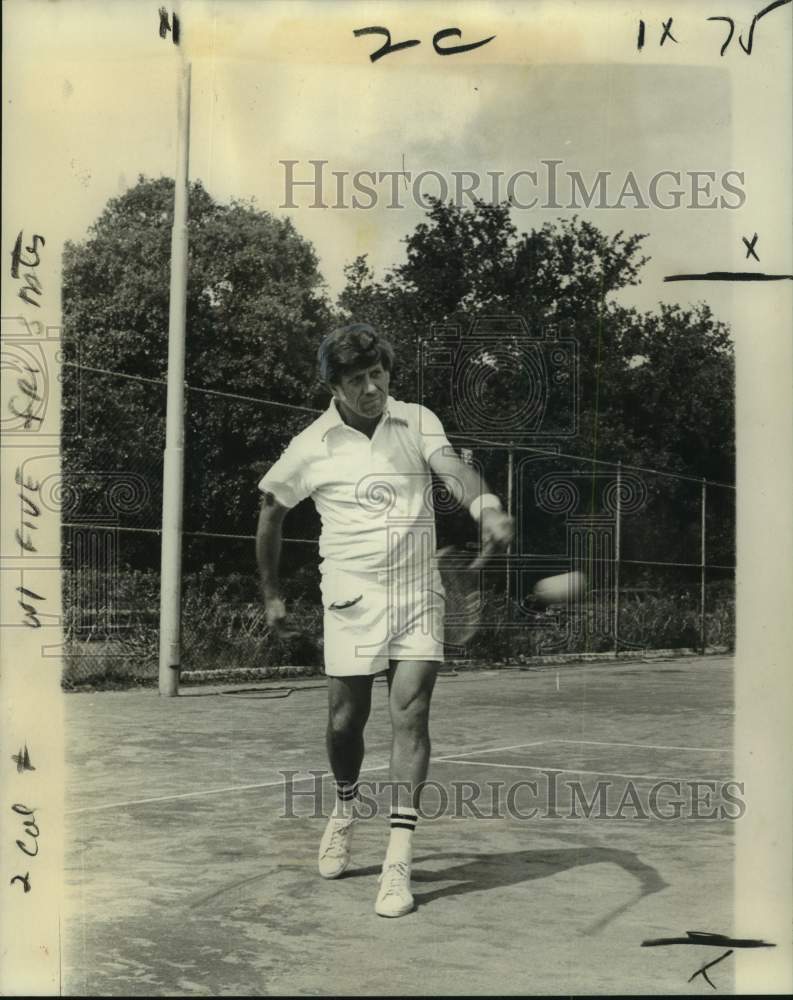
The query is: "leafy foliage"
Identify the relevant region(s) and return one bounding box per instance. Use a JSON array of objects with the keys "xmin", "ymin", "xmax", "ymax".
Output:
[
  {"xmin": 62, "ymin": 176, "xmax": 331, "ymax": 562},
  {"xmin": 338, "ymin": 198, "xmax": 735, "ymax": 561},
  {"xmin": 61, "ymin": 185, "xmax": 735, "ymax": 689}
]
